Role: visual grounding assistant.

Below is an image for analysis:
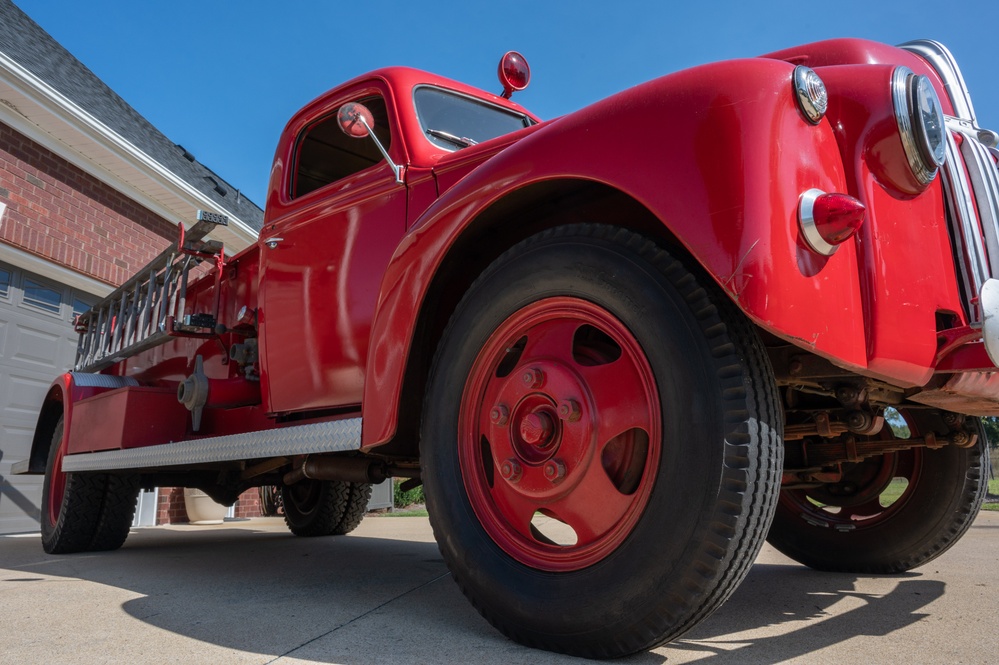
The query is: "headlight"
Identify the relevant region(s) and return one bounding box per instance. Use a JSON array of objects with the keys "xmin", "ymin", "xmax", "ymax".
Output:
[{"xmin": 892, "ymin": 66, "xmax": 947, "ymax": 184}]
